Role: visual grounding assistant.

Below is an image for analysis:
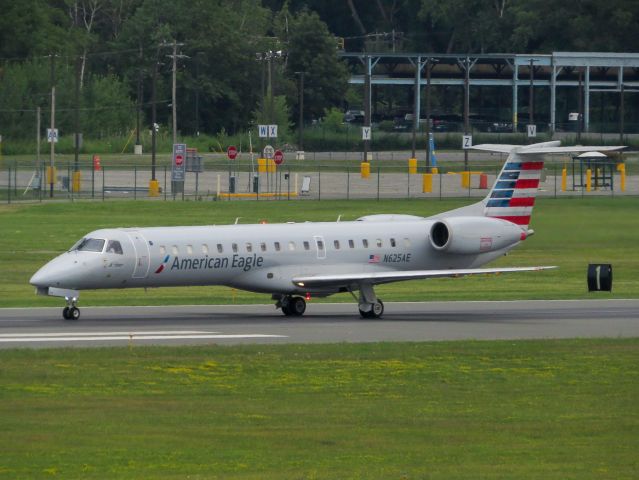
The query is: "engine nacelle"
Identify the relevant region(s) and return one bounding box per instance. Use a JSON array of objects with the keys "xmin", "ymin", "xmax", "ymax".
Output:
[{"xmin": 429, "ymin": 216, "xmax": 524, "ymax": 255}]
